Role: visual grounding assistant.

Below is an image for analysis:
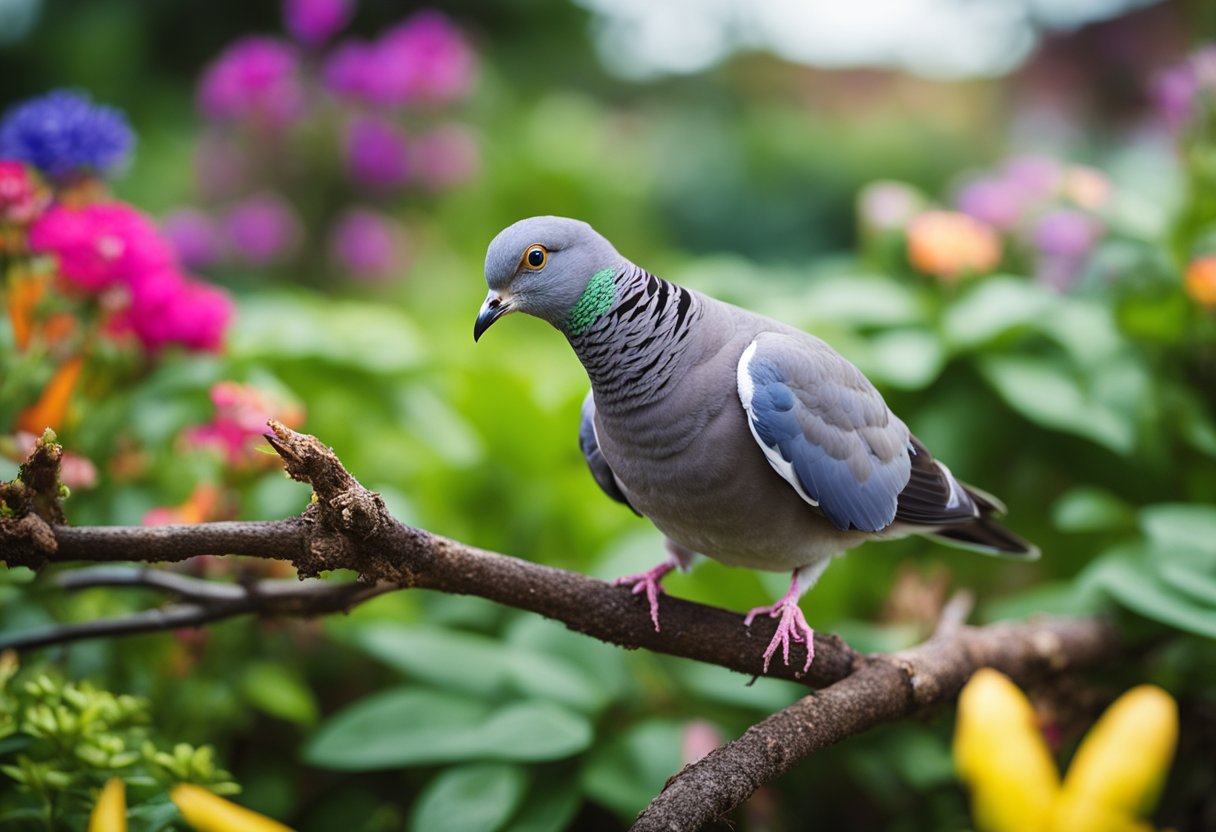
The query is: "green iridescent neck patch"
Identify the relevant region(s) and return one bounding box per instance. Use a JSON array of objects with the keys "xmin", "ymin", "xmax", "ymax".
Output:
[{"xmin": 564, "ymin": 268, "xmax": 617, "ymax": 336}]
